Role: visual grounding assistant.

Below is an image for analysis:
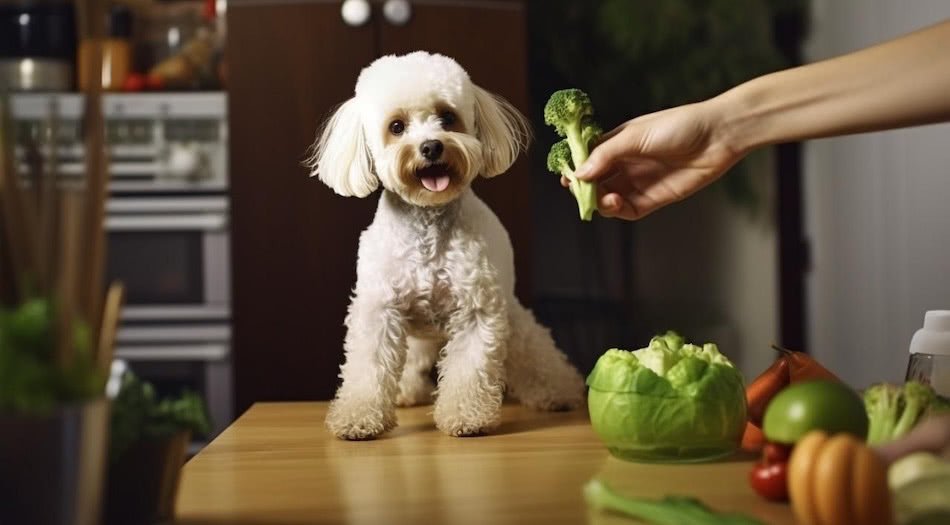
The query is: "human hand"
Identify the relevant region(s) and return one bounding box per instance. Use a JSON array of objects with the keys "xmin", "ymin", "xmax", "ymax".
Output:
[
  {"xmin": 564, "ymin": 98, "xmax": 746, "ymax": 220},
  {"xmin": 875, "ymin": 414, "xmax": 950, "ymax": 465}
]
